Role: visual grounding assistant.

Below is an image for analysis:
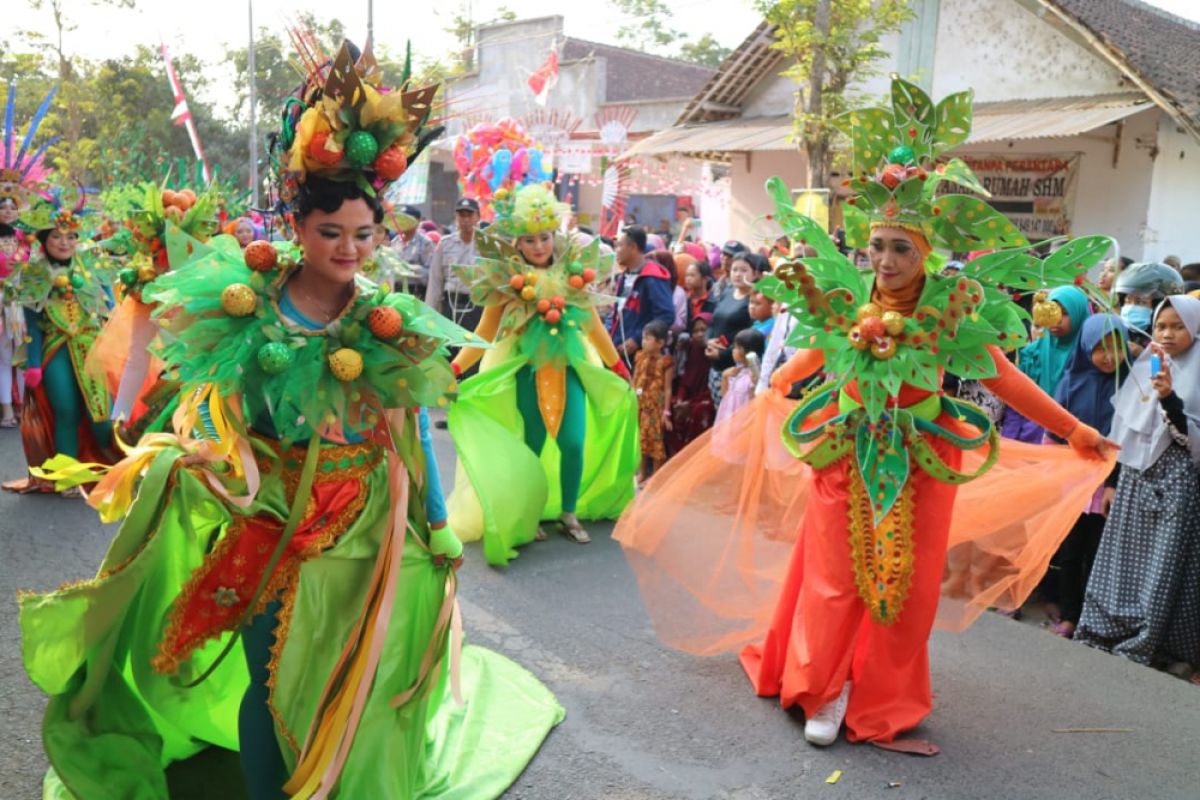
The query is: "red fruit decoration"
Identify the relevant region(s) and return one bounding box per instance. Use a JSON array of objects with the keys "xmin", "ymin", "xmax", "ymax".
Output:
[
  {"xmin": 860, "ymin": 316, "xmax": 886, "ymax": 340},
  {"xmin": 568, "ymin": 275, "xmax": 585, "ymax": 290},
  {"xmin": 367, "ymin": 305, "xmax": 404, "ymax": 339},
  {"xmin": 545, "ymin": 309, "xmax": 562, "ymax": 324},
  {"xmin": 551, "ymin": 295, "xmax": 565, "ymax": 309},
  {"xmin": 880, "ymin": 163, "xmax": 907, "ymax": 190},
  {"xmin": 309, "ymin": 131, "xmax": 342, "ymax": 166},
  {"xmin": 581, "ymin": 268, "xmax": 596, "ymax": 283},
  {"xmin": 243, "ymin": 240, "xmax": 278, "ymax": 272},
  {"xmin": 536, "ymin": 298, "xmax": 551, "ymax": 313},
  {"xmin": 372, "ymin": 147, "xmax": 408, "ymax": 181}
]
